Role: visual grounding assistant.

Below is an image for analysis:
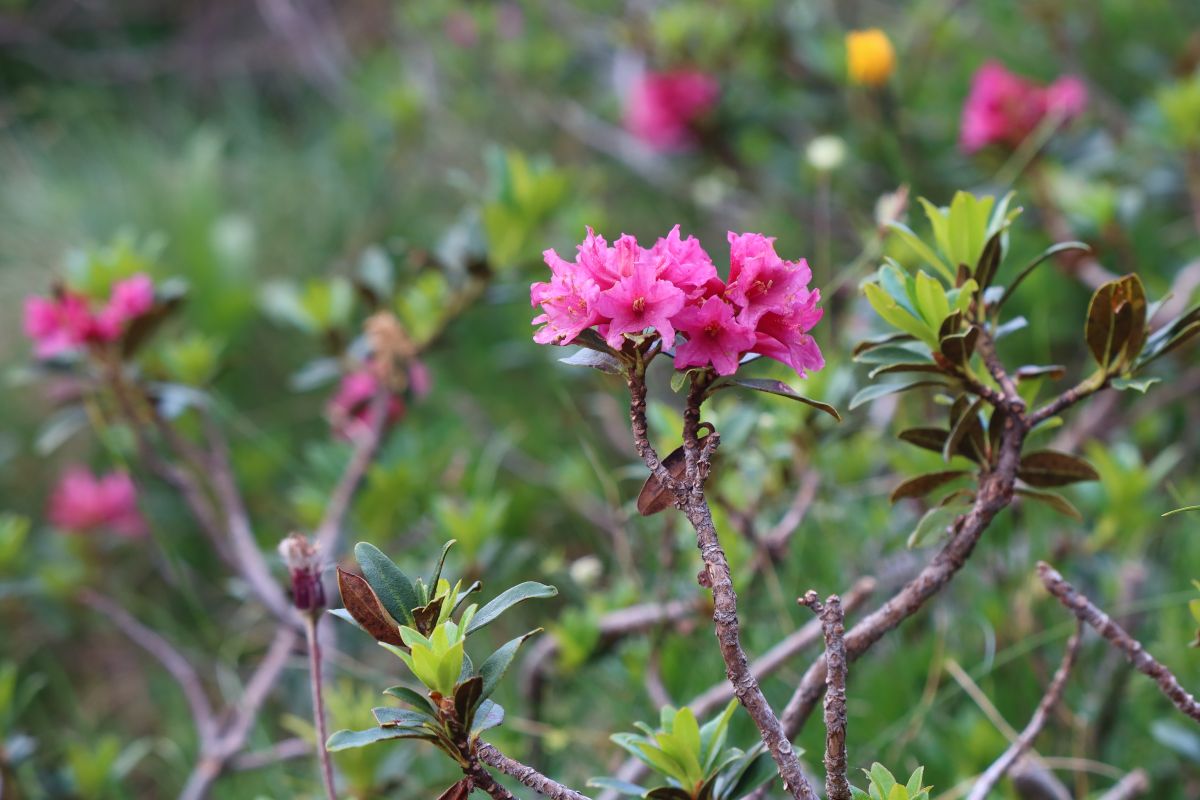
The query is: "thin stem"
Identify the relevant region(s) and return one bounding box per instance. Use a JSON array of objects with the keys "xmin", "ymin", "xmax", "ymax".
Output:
[
  {"xmin": 476, "ymin": 743, "xmax": 592, "ymax": 800},
  {"xmin": 304, "ymin": 614, "xmax": 337, "ymax": 800},
  {"xmin": 800, "ymin": 593, "xmax": 850, "ymax": 800},
  {"xmin": 1037, "ymin": 562, "xmax": 1200, "ymax": 722},
  {"xmin": 966, "ymin": 623, "xmax": 1083, "ymax": 800}
]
